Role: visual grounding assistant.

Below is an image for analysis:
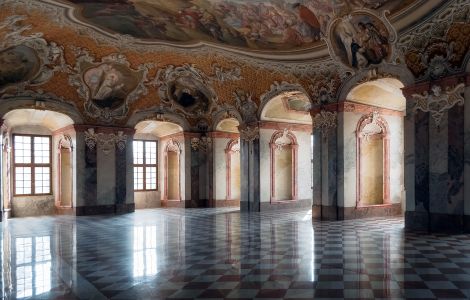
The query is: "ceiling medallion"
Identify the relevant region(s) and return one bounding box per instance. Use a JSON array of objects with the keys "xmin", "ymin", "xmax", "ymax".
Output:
[
  {"xmin": 0, "ymin": 15, "xmax": 68, "ymax": 93},
  {"xmin": 68, "ymin": 47, "xmax": 153, "ymax": 122},
  {"xmin": 325, "ymin": 9, "xmax": 397, "ymax": 72}
]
